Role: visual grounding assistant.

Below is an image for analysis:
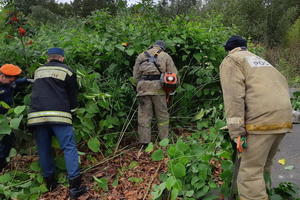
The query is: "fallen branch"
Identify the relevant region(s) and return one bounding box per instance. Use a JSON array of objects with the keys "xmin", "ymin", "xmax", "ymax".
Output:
[
  {"xmin": 81, "ymin": 146, "xmax": 133, "ymax": 173},
  {"xmin": 142, "ymin": 162, "xmax": 162, "ymax": 200}
]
